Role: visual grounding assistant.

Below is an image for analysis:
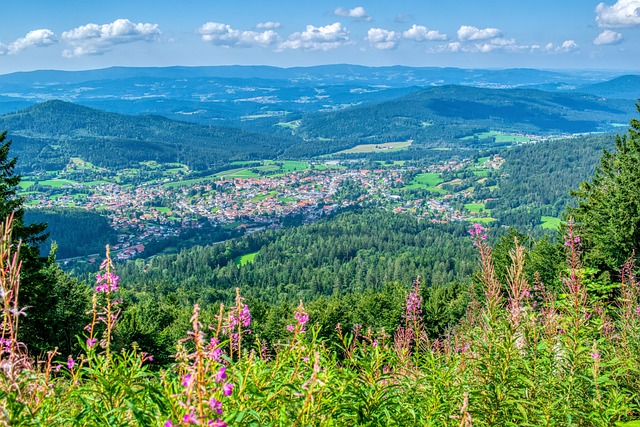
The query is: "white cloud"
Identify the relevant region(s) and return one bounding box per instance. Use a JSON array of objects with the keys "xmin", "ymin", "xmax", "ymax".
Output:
[
  {"xmin": 432, "ymin": 37, "xmax": 528, "ymax": 54},
  {"xmin": 334, "ymin": 6, "xmax": 371, "ymax": 21},
  {"xmin": 256, "ymin": 21, "xmax": 281, "ymax": 30},
  {"xmin": 594, "ymin": 29, "xmax": 624, "ymax": 45},
  {"xmin": 6, "ymin": 29, "xmax": 57, "ymax": 54},
  {"xmin": 457, "ymin": 25, "xmax": 503, "ymax": 41},
  {"xmin": 279, "ymin": 22, "xmax": 350, "ymax": 51},
  {"xmin": 560, "ymin": 39, "xmax": 579, "ymax": 51},
  {"xmin": 198, "ymin": 22, "xmax": 280, "ymax": 48},
  {"xmin": 402, "ymin": 24, "xmax": 447, "ymax": 41},
  {"xmin": 543, "ymin": 40, "xmax": 579, "ymax": 53},
  {"xmin": 61, "ymin": 18, "xmax": 160, "ymax": 57},
  {"xmin": 365, "ymin": 28, "xmax": 400, "ymax": 49},
  {"xmin": 595, "ymin": 0, "xmax": 640, "ymax": 28}
]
